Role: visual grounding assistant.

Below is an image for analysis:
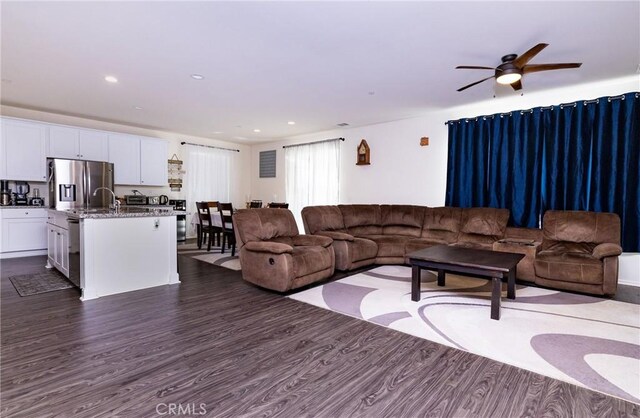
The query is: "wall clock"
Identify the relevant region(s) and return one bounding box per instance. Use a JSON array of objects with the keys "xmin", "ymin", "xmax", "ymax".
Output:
[{"xmin": 356, "ymin": 139, "xmax": 370, "ymax": 165}]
